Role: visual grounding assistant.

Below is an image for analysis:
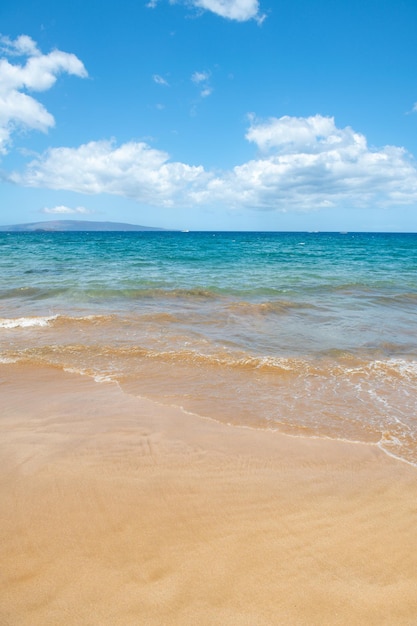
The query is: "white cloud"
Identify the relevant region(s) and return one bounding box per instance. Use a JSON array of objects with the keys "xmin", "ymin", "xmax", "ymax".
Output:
[
  {"xmin": 245, "ymin": 114, "xmax": 365, "ymax": 154},
  {"xmin": 9, "ymin": 115, "xmax": 417, "ymax": 212},
  {"xmin": 191, "ymin": 71, "xmax": 209, "ymax": 84},
  {"xmin": 41, "ymin": 205, "xmax": 92, "ymax": 215},
  {"xmin": 206, "ymin": 115, "xmax": 417, "ymax": 210},
  {"xmin": 148, "ymin": 0, "xmax": 265, "ymax": 22},
  {"xmin": 193, "ymin": 0, "xmax": 264, "ymax": 22},
  {"xmin": 153, "ymin": 74, "xmax": 169, "ymax": 86},
  {"xmin": 0, "ymin": 34, "xmax": 87, "ymax": 154},
  {"xmin": 11, "ymin": 139, "xmax": 209, "ymax": 207},
  {"xmin": 191, "ymin": 70, "xmax": 213, "ymax": 98},
  {"xmin": 0, "ymin": 34, "xmax": 40, "ymax": 57}
]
